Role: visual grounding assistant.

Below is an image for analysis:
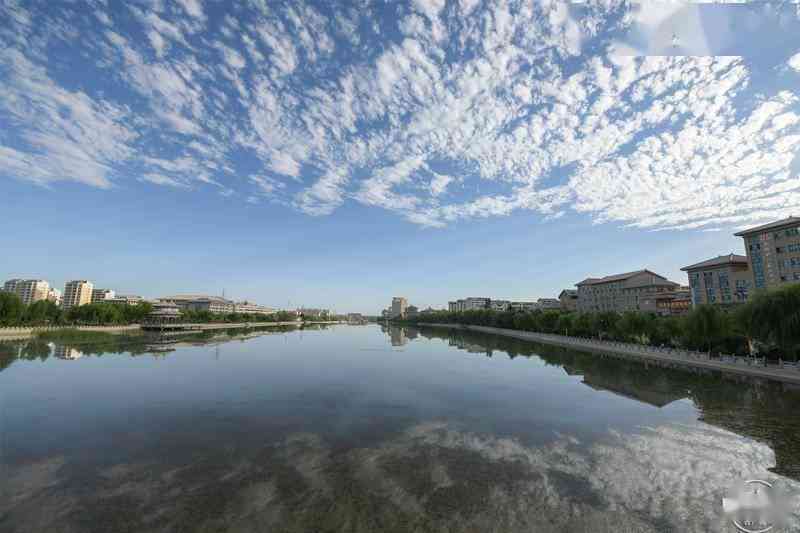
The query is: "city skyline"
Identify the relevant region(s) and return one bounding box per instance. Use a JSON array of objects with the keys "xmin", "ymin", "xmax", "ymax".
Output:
[{"xmin": 2, "ymin": 1, "xmax": 800, "ymax": 313}]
